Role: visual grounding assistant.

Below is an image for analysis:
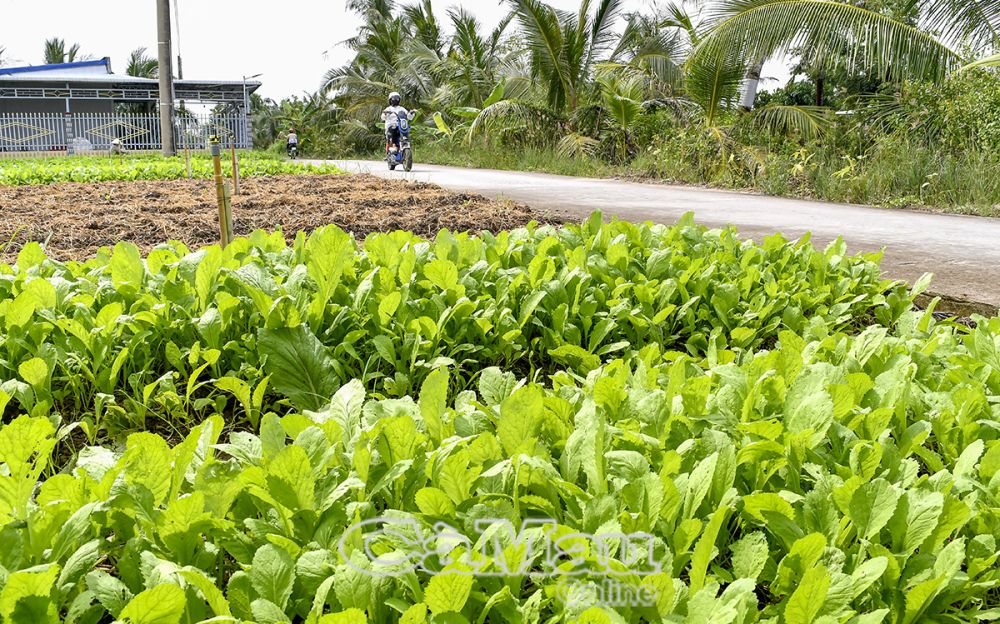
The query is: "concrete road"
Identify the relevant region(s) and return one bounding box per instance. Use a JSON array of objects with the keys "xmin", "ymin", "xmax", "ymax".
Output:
[{"xmin": 327, "ymin": 160, "xmax": 1000, "ymax": 311}]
